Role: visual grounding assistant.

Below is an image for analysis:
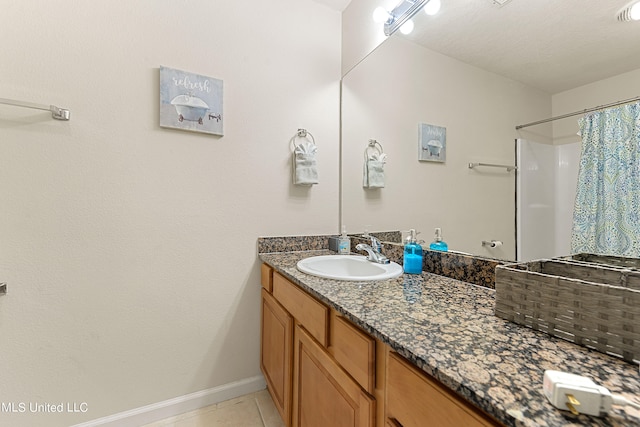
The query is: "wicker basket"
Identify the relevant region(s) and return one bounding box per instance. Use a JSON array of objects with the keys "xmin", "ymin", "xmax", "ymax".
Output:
[
  {"xmin": 556, "ymin": 253, "xmax": 640, "ymax": 270},
  {"xmin": 495, "ymin": 259, "xmax": 640, "ymax": 363}
]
